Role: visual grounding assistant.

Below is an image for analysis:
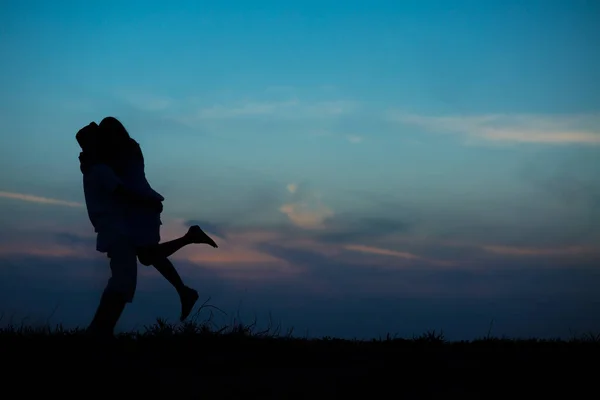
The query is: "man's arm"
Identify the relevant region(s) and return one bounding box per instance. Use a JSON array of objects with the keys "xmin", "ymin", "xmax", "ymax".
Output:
[
  {"xmin": 114, "ymin": 185, "xmax": 163, "ymax": 212},
  {"xmin": 91, "ymin": 164, "xmax": 163, "ymax": 212}
]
